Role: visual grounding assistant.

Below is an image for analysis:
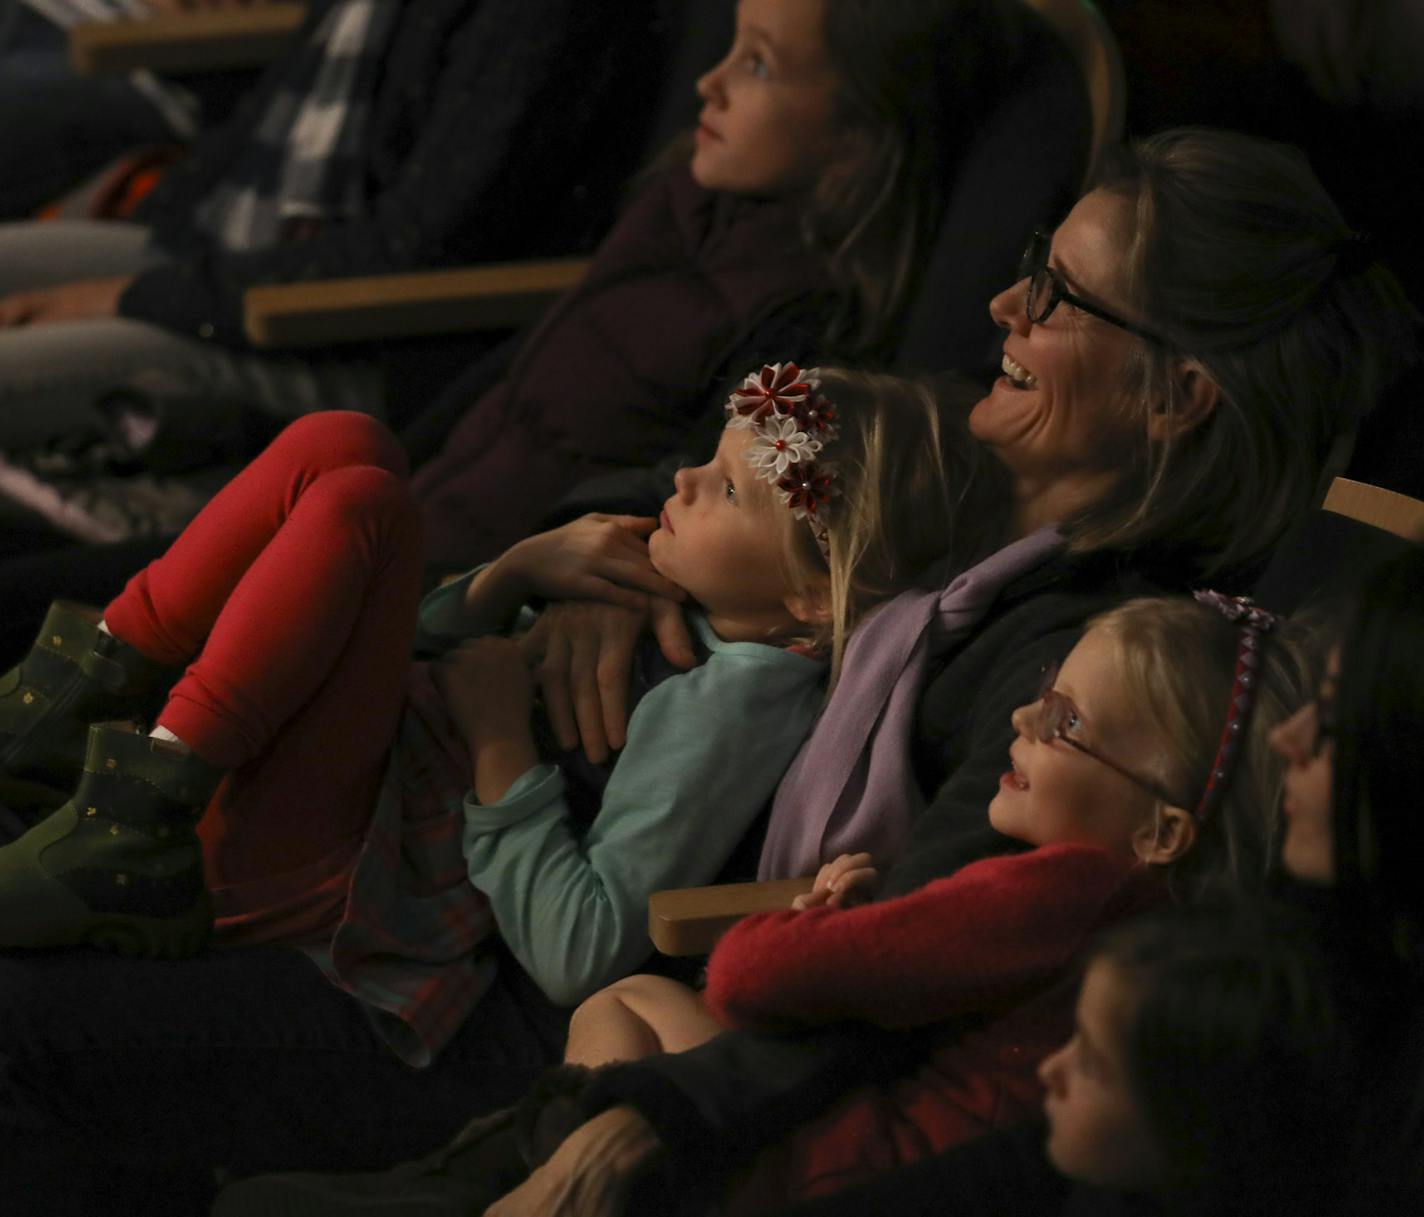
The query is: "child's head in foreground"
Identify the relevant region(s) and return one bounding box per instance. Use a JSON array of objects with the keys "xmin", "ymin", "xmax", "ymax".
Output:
[
  {"xmin": 990, "ymin": 594, "xmax": 1312, "ymax": 898},
  {"xmin": 1039, "ymin": 902, "xmax": 1352, "ymax": 1217},
  {"xmin": 649, "ymin": 363, "xmax": 993, "ymax": 681}
]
